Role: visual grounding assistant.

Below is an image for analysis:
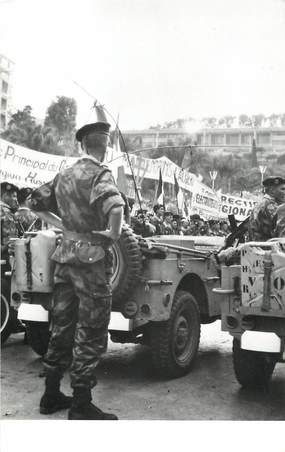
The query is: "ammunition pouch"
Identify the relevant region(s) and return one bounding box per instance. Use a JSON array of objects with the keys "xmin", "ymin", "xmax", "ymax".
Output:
[{"xmin": 51, "ymin": 230, "xmax": 112, "ymax": 265}]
